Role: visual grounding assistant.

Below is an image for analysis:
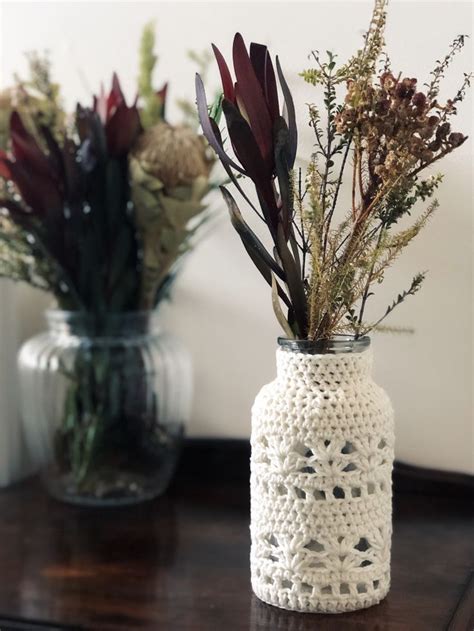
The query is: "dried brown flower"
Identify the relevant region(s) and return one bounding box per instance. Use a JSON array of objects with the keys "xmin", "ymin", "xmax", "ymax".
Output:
[{"xmin": 132, "ymin": 122, "xmax": 214, "ymax": 190}]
